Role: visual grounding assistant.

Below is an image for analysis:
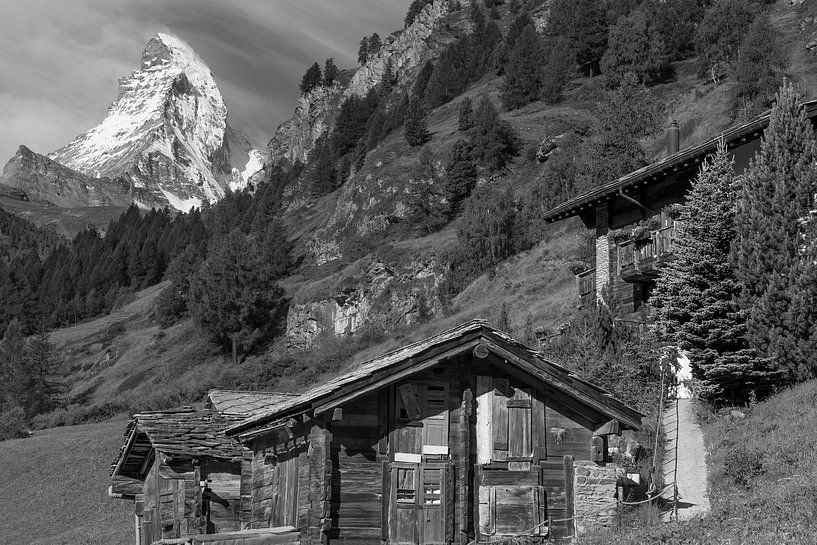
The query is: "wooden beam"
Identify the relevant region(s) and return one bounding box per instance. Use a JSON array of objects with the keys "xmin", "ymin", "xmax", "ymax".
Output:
[{"xmin": 594, "ymin": 419, "xmax": 621, "ymax": 436}]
